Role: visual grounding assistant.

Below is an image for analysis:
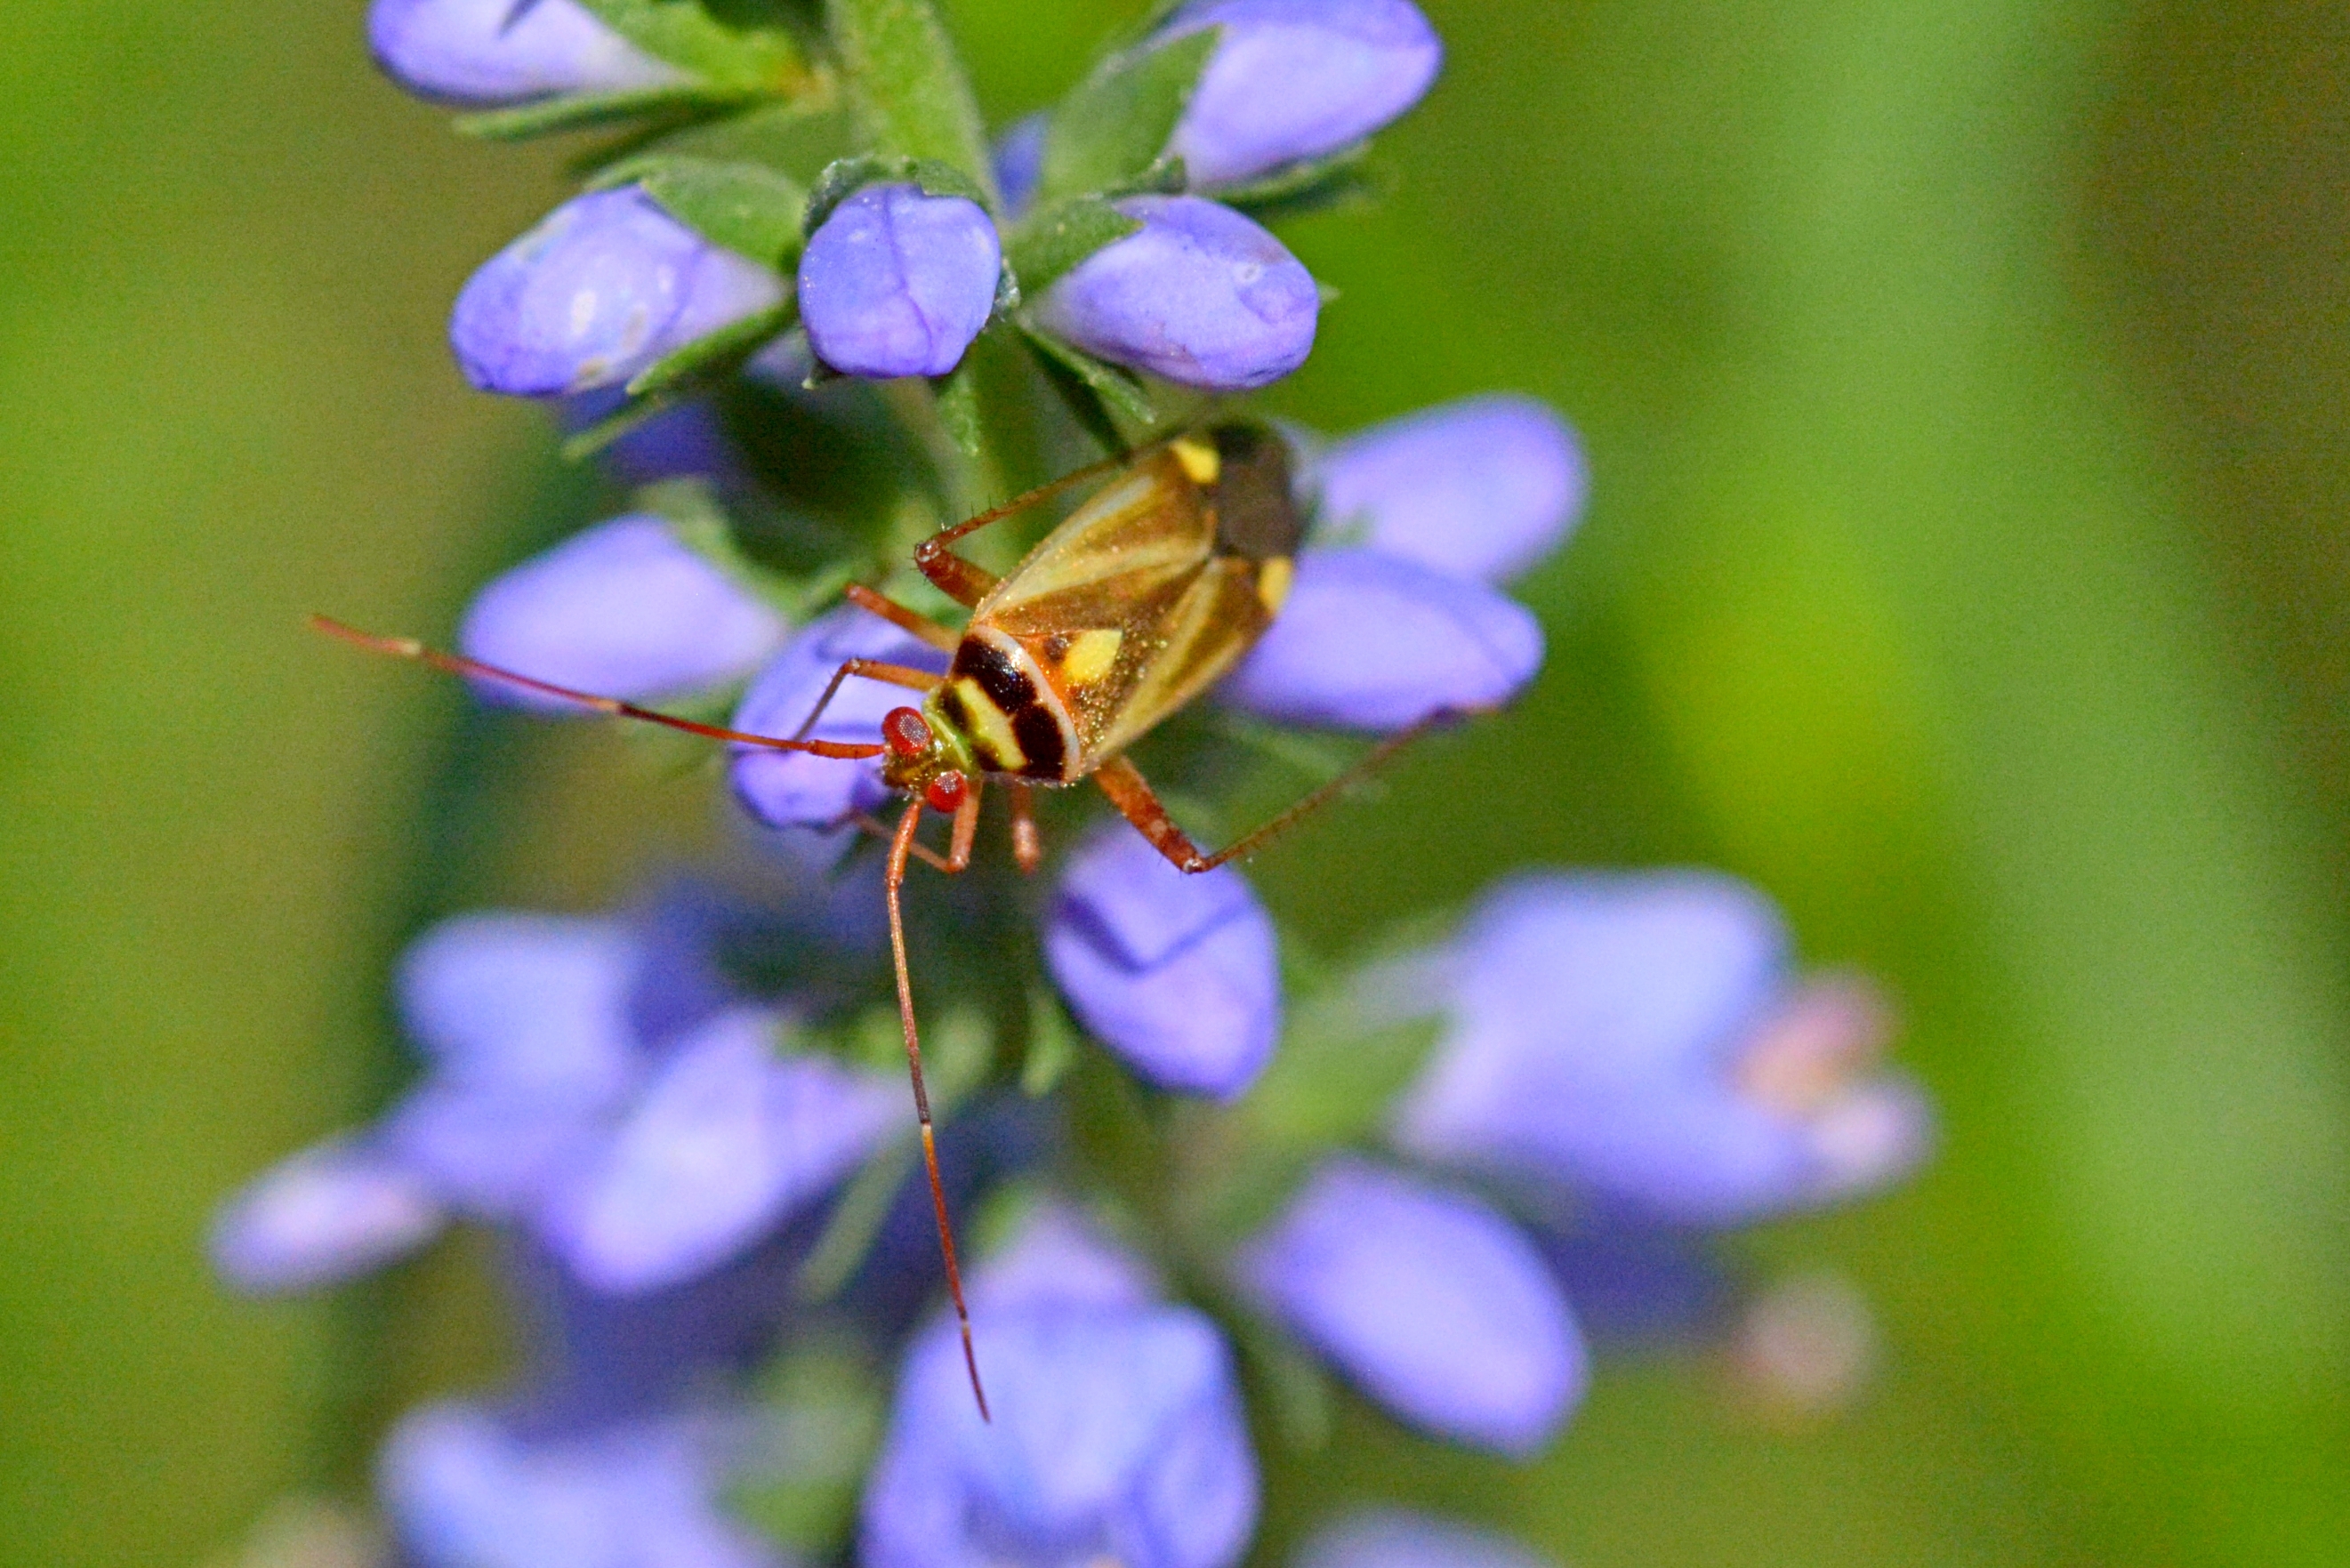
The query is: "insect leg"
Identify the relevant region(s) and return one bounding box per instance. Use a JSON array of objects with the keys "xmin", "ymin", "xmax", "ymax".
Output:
[
  {"xmin": 913, "ymin": 452, "xmax": 1129, "ymax": 607},
  {"xmin": 845, "ymin": 583, "xmax": 961, "ymax": 653},
  {"xmin": 883, "ymin": 800, "xmax": 990, "ymax": 1421},
  {"xmin": 1006, "ymin": 782, "xmax": 1043, "ymax": 875},
  {"xmin": 852, "ymin": 809, "xmax": 956, "ymax": 872},
  {"xmin": 790, "ymin": 655, "xmax": 944, "ymax": 742},
  {"xmin": 1091, "ymin": 716, "xmax": 1449, "ymax": 872}
]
